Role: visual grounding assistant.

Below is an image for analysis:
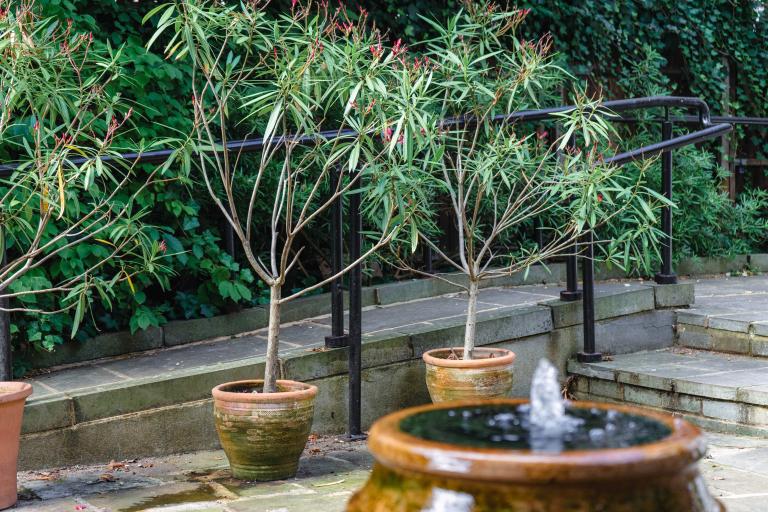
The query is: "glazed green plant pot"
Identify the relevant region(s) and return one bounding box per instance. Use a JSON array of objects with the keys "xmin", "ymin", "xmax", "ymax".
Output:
[
  {"xmin": 347, "ymin": 399, "xmax": 723, "ymax": 512},
  {"xmin": 423, "ymin": 347, "xmax": 515, "ymax": 403},
  {"xmin": 212, "ymin": 379, "xmax": 317, "ymax": 481}
]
